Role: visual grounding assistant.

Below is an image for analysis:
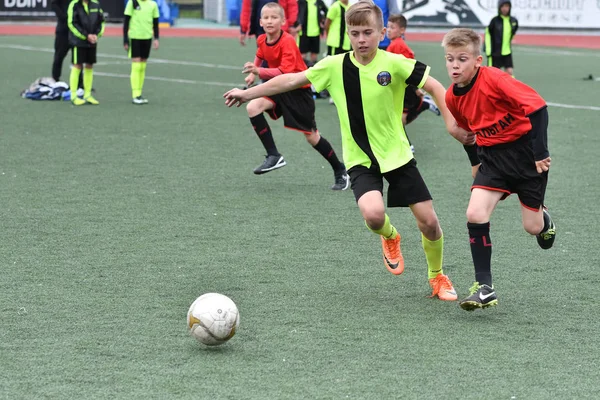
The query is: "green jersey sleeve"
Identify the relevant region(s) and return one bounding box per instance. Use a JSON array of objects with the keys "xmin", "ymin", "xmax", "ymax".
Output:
[
  {"xmin": 391, "ymin": 54, "xmax": 431, "ymax": 89},
  {"xmin": 326, "ymin": 3, "xmax": 338, "ymax": 20},
  {"xmin": 305, "ymin": 56, "xmax": 336, "ymax": 93},
  {"xmin": 153, "ymin": 3, "xmax": 159, "ymax": 18},
  {"xmin": 124, "ymin": 0, "xmax": 133, "ymax": 16}
]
